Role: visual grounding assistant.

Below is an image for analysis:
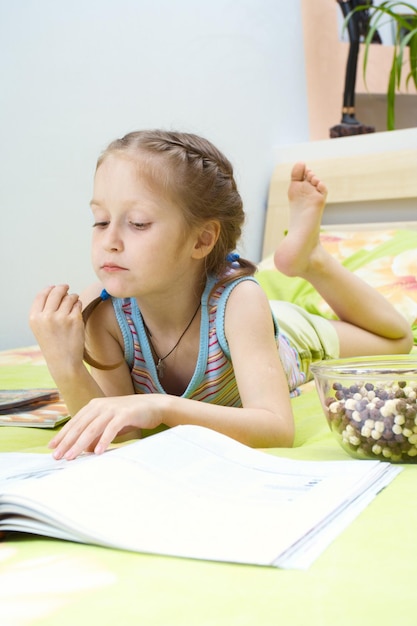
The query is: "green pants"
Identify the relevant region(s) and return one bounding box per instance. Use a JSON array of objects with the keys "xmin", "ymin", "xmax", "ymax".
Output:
[{"xmin": 270, "ymin": 301, "xmax": 339, "ymax": 382}]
